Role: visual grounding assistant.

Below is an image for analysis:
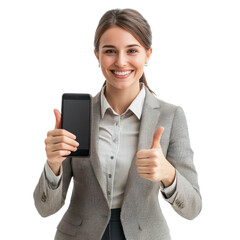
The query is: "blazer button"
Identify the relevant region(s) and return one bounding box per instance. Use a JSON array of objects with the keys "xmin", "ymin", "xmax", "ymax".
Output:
[
  {"xmin": 175, "ymin": 199, "xmax": 184, "ymax": 209},
  {"xmin": 41, "ymin": 192, "xmax": 47, "ymax": 202},
  {"xmin": 179, "ymin": 202, "xmax": 184, "ymax": 209}
]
